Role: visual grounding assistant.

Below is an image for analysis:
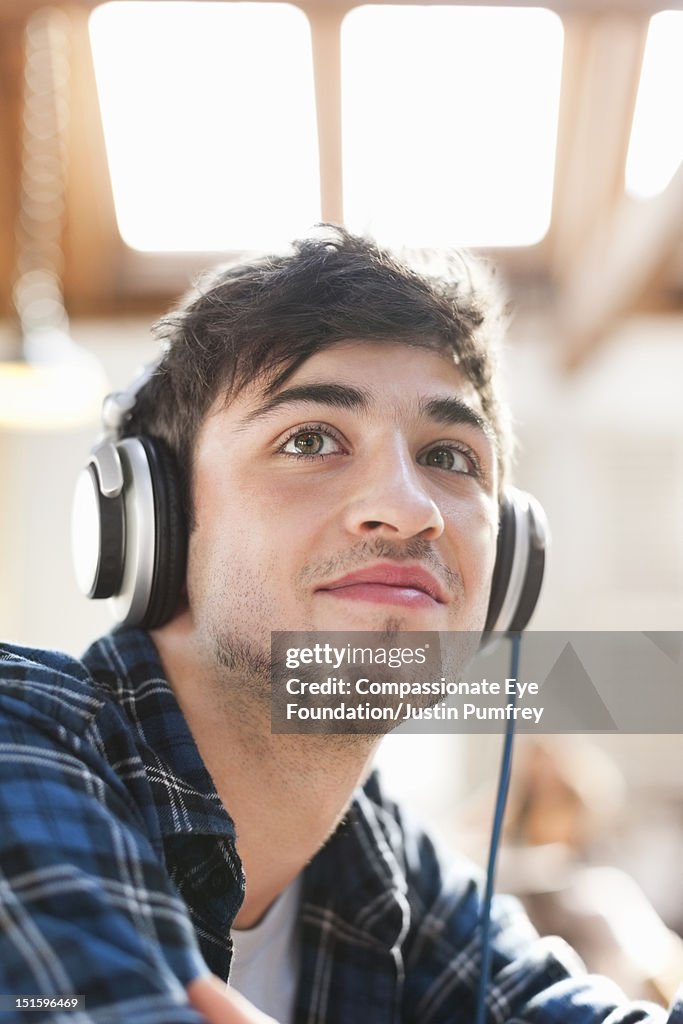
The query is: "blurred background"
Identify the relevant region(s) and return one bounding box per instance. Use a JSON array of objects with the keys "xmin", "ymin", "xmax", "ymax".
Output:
[{"xmin": 1, "ymin": 0, "xmax": 682, "ymax": 1004}]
